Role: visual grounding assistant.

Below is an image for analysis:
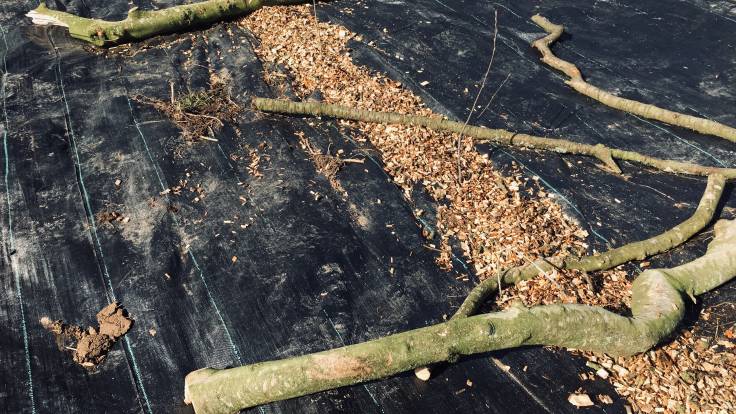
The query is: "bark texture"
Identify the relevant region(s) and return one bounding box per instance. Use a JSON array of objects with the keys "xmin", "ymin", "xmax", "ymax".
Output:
[
  {"xmin": 26, "ymin": 0, "xmax": 304, "ymax": 46},
  {"xmin": 252, "ymin": 97, "xmax": 736, "ymax": 178},
  {"xmin": 184, "ymin": 217, "xmax": 736, "ymax": 414},
  {"xmin": 531, "ymin": 14, "xmax": 736, "ymax": 144},
  {"xmin": 453, "ymin": 174, "xmax": 724, "ymax": 319}
]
